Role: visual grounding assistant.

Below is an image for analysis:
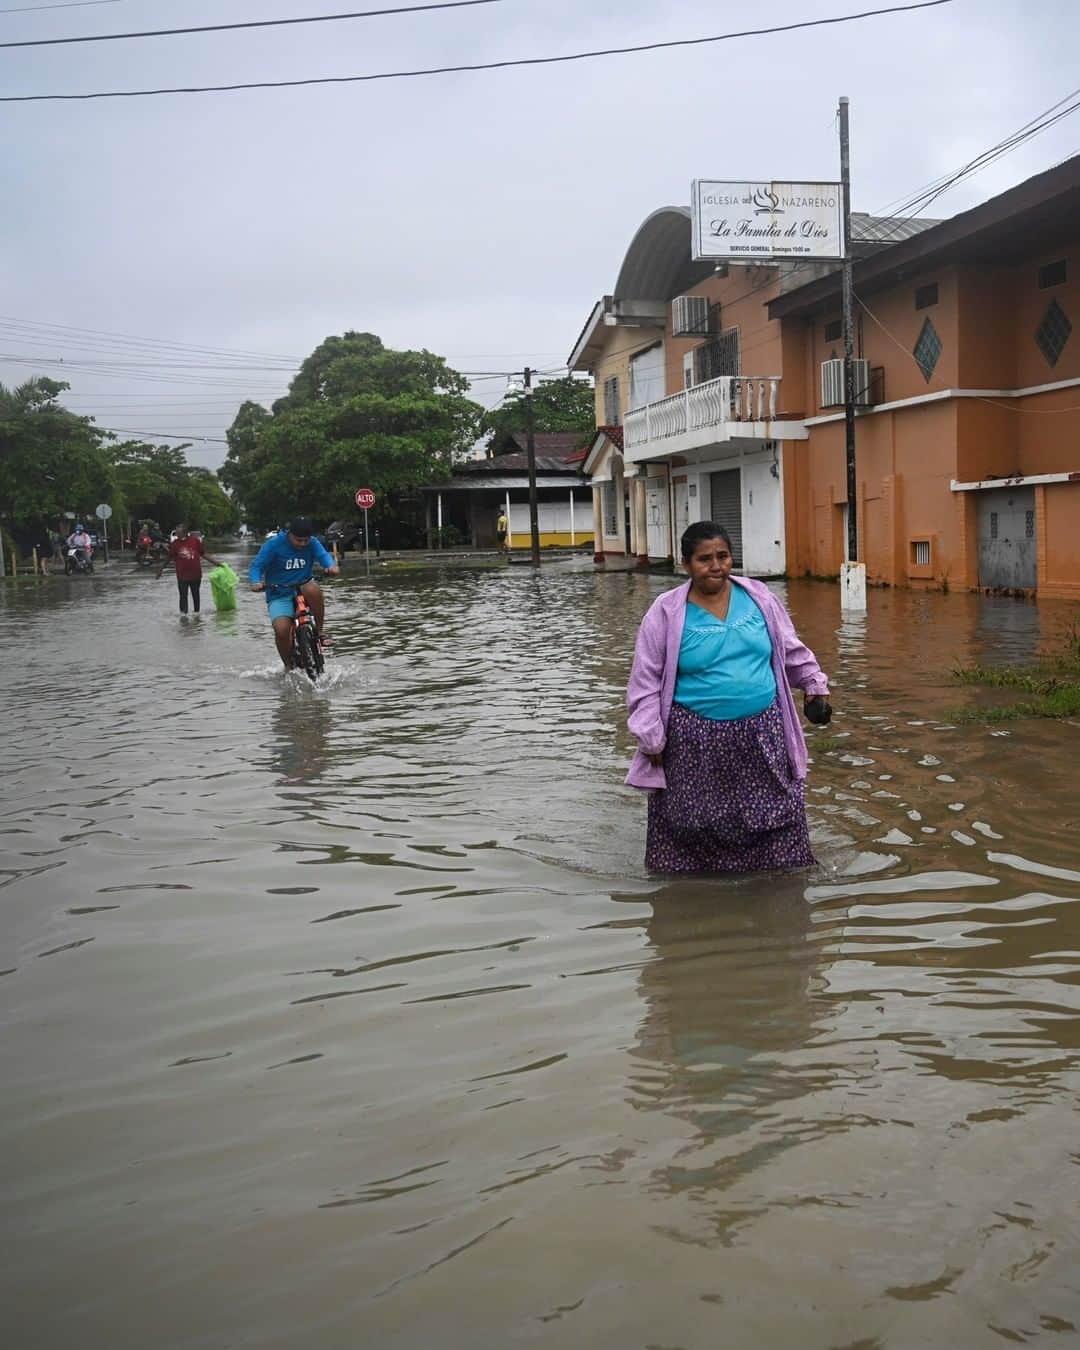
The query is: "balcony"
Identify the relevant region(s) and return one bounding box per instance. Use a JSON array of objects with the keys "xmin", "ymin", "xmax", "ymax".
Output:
[{"xmin": 622, "ymin": 375, "xmax": 806, "ymax": 463}]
